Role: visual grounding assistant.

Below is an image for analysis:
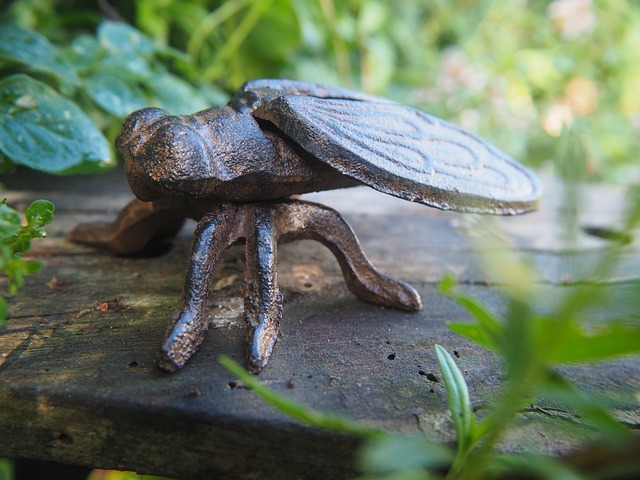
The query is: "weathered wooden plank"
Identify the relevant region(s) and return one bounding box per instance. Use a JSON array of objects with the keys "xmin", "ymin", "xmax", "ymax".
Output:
[{"xmin": 0, "ymin": 169, "xmax": 638, "ymax": 479}]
